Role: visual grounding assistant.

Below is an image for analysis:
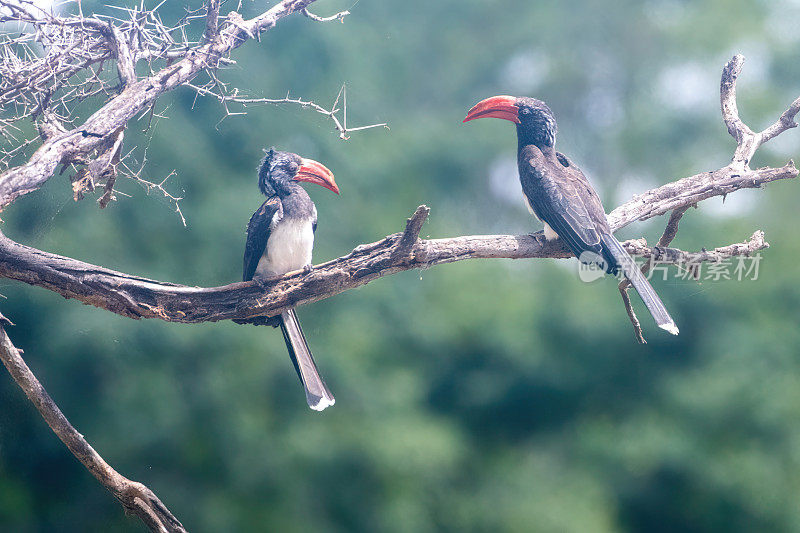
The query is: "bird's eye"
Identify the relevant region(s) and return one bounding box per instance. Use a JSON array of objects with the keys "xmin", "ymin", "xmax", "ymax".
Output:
[
  {"xmin": 289, "ymin": 162, "xmax": 299, "ymax": 172},
  {"xmin": 521, "ymin": 108, "xmax": 531, "ymax": 115}
]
